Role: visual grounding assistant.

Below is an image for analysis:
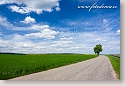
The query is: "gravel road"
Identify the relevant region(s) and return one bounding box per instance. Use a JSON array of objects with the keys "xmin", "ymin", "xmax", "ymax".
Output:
[{"xmin": 10, "ymin": 55, "xmax": 118, "ymax": 80}]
